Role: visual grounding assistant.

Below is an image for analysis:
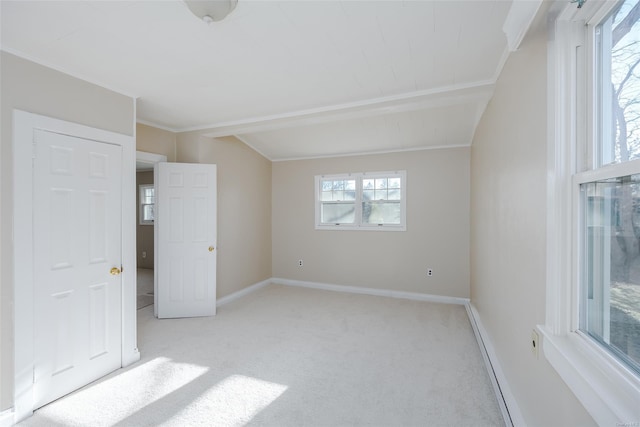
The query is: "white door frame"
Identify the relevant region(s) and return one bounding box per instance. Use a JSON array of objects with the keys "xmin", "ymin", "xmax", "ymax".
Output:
[
  {"xmin": 136, "ymin": 150, "xmax": 166, "ymax": 318},
  {"xmin": 136, "ymin": 150, "xmax": 167, "ymax": 170},
  {"xmin": 12, "ymin": 110, "xmax": 139, "ymax": 423}
]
